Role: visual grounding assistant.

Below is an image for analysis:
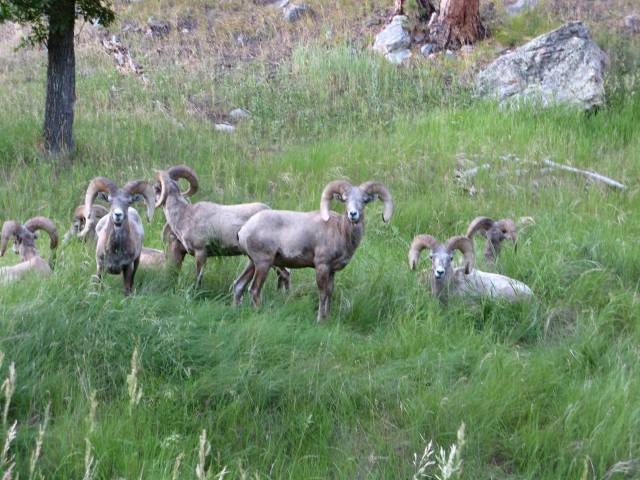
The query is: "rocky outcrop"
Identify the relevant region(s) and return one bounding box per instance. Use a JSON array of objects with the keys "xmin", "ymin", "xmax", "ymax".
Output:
[
  {"xmin": 476, "ymin": 22, "xmax": 607, "ymax": 110},
  {"xmin": 373, "ymin": 16, "xmax": 412, "ymax": 65}
]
